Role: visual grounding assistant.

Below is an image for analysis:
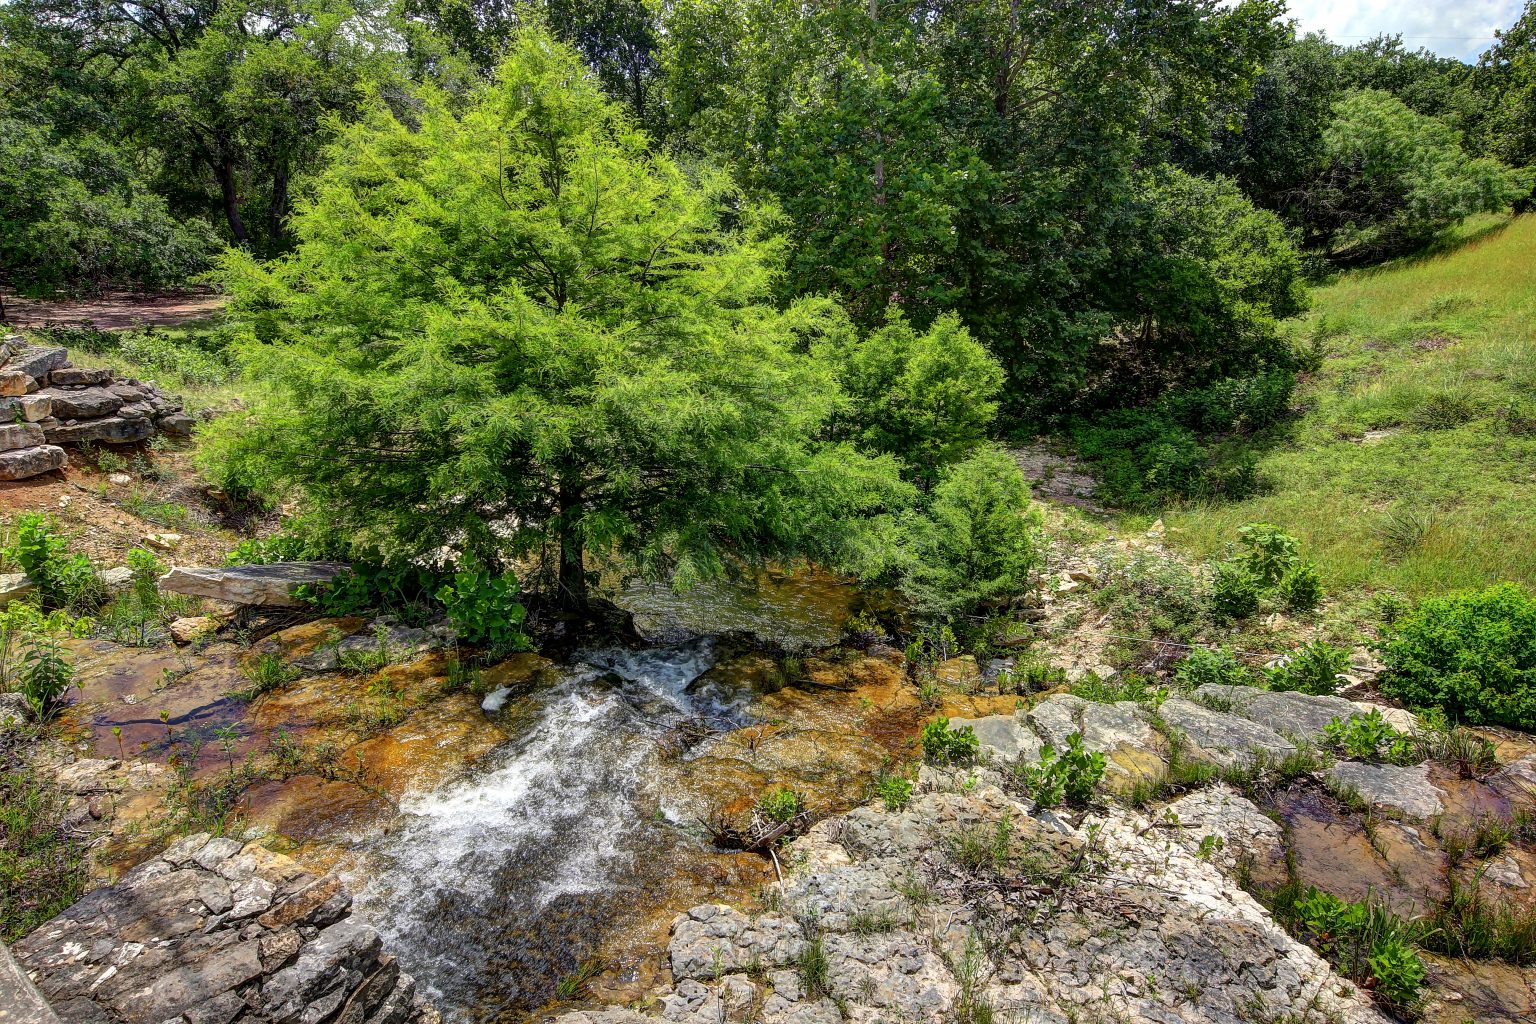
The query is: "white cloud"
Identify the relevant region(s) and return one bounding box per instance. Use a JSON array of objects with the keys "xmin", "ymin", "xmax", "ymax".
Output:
[{"xmin": 1282, "ymin": 0, "xmax": 1524, "ymax": 61}]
